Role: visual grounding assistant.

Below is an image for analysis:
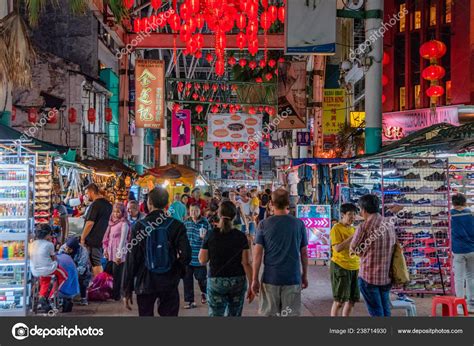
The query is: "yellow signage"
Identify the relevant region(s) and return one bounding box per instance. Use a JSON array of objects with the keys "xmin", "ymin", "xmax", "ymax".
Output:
[
  {"xmin": 322, "ymin": 89, "xmax": 346, "ymax": 135},
  {"xmin": 350, "ymin": 112, "xmax": 365, "ymax": 128}
]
